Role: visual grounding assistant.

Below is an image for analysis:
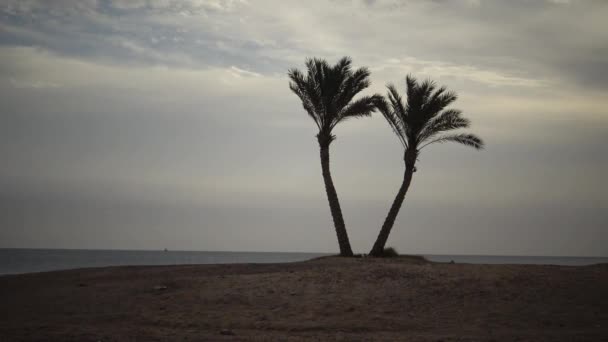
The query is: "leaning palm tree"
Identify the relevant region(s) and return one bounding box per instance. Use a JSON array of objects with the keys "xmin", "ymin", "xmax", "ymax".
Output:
[
  {"xmin": 288, "ymin": 57, "xmax": 381, "ymax": 257},
  {"xmin": 369, "ymin": 75, "xmax": 483, "ymax": 256}
]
